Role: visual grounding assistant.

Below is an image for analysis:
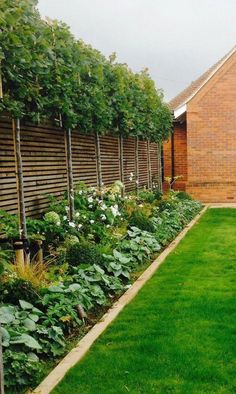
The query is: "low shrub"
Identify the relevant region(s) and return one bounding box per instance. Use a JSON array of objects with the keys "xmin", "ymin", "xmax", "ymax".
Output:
[
  {"xmin": 138, "ymin": 190, "xmax": 156, "ymax": 203},
  {"xmin": 129, "ymin": 210, "xmax": 155, "ymax": 233},
  {"xmin": 158, "ymin": 197, "xmax": 178, "ymax": 212},
  {"xmin": 175, "ymin": 191, "xmax": 193, "ymax": 200},
  {"xmin": 66, "ymin": 240, "xmax": 105, "ymax": 266},
  {"xmin": 138, "ymin": 189, "xmax": 162, "ymax": 203},
  {"xmin": 3, "ymin": 349, "xmax": 42, "ymax": 392},
  {"xmin": 0, "ymin": 278, "xmax": 40, "ymax": 305}
]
